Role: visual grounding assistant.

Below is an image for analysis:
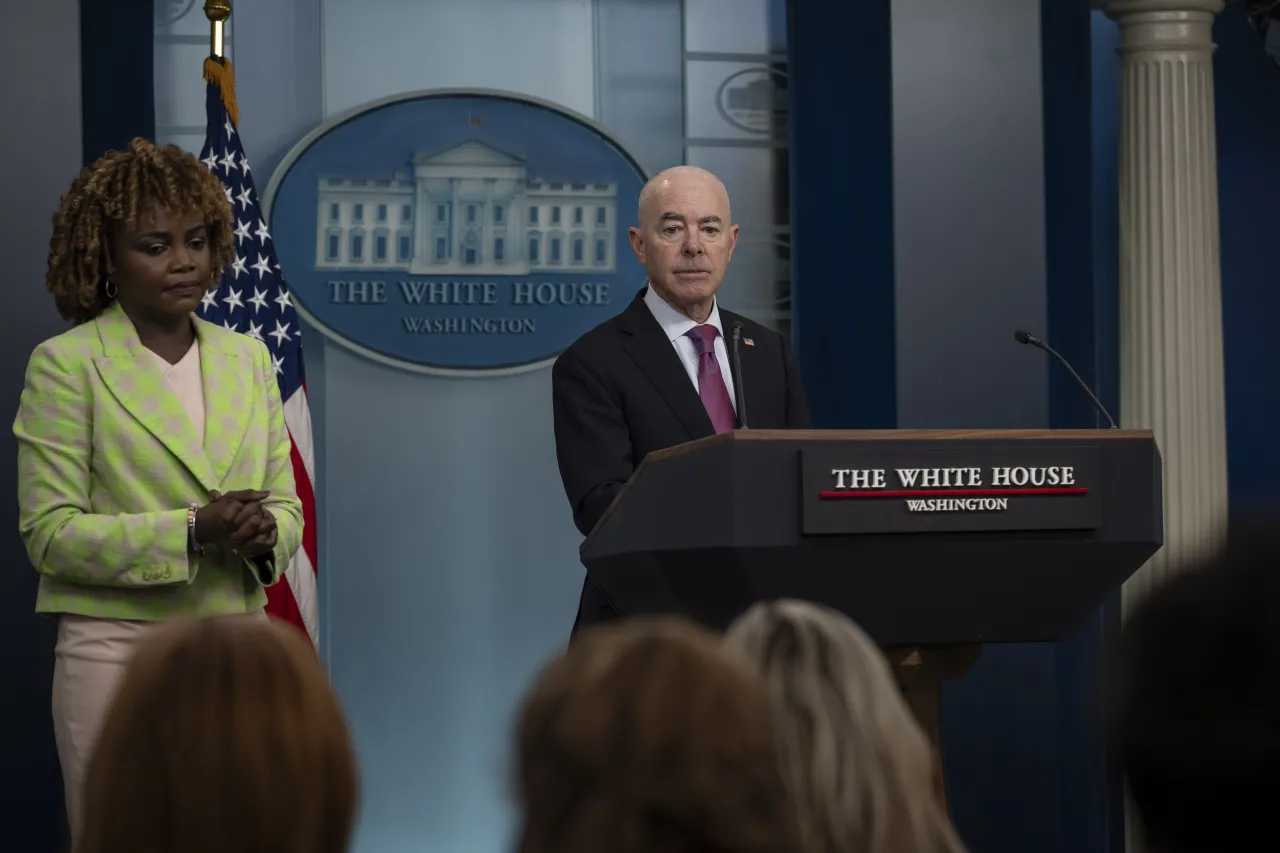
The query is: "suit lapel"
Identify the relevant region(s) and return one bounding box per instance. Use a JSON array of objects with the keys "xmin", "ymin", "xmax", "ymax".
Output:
[
  {"xmin": 618, "ymin": 290, "xmax": 715, "ymax": 440},
  {"xmin": 194, "ymin": 317, "xmax": 252, "ymax": 484},
  {"xmin": 91, "ymin": 304, "xmax": 217, "ymax": 490}
]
